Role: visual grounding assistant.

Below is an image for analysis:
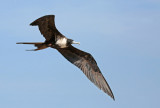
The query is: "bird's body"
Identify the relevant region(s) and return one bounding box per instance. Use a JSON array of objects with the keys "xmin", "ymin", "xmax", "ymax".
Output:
[{"xmin": 17, "ymin": 15, "xmax": 115, "ymax": 100}]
